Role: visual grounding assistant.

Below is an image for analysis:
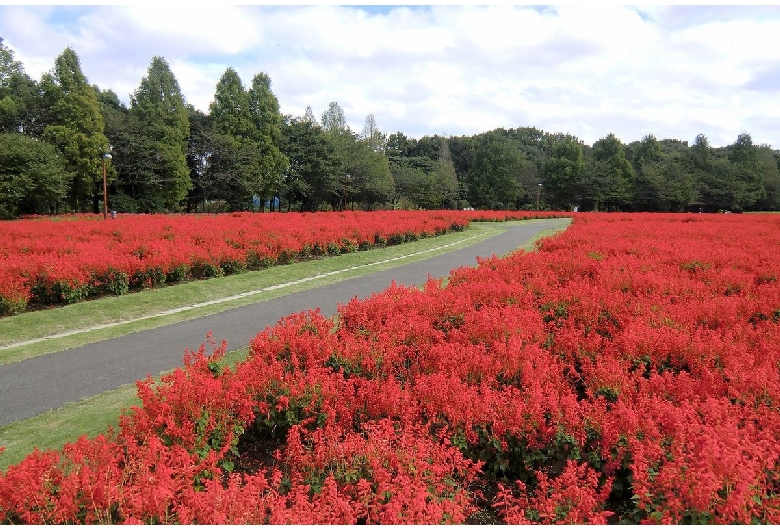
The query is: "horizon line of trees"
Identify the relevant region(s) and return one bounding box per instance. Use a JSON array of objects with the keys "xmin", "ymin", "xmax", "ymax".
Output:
[{"xmin": 2, "ymin": 43, "xmax": 779, "ymax": 219}]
